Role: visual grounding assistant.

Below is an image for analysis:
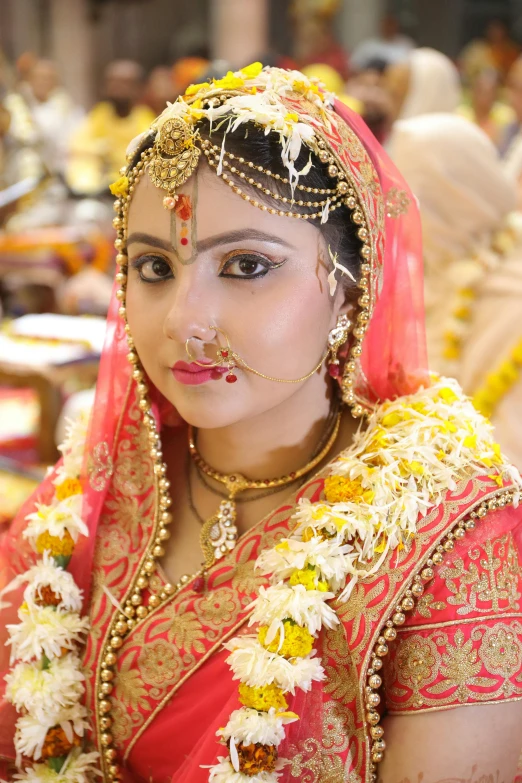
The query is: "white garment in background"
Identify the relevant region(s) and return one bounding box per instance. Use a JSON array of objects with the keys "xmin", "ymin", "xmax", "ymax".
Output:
[{"xmin": 399, "ymin": 48, "xmax": 461, "ymax": 120}]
